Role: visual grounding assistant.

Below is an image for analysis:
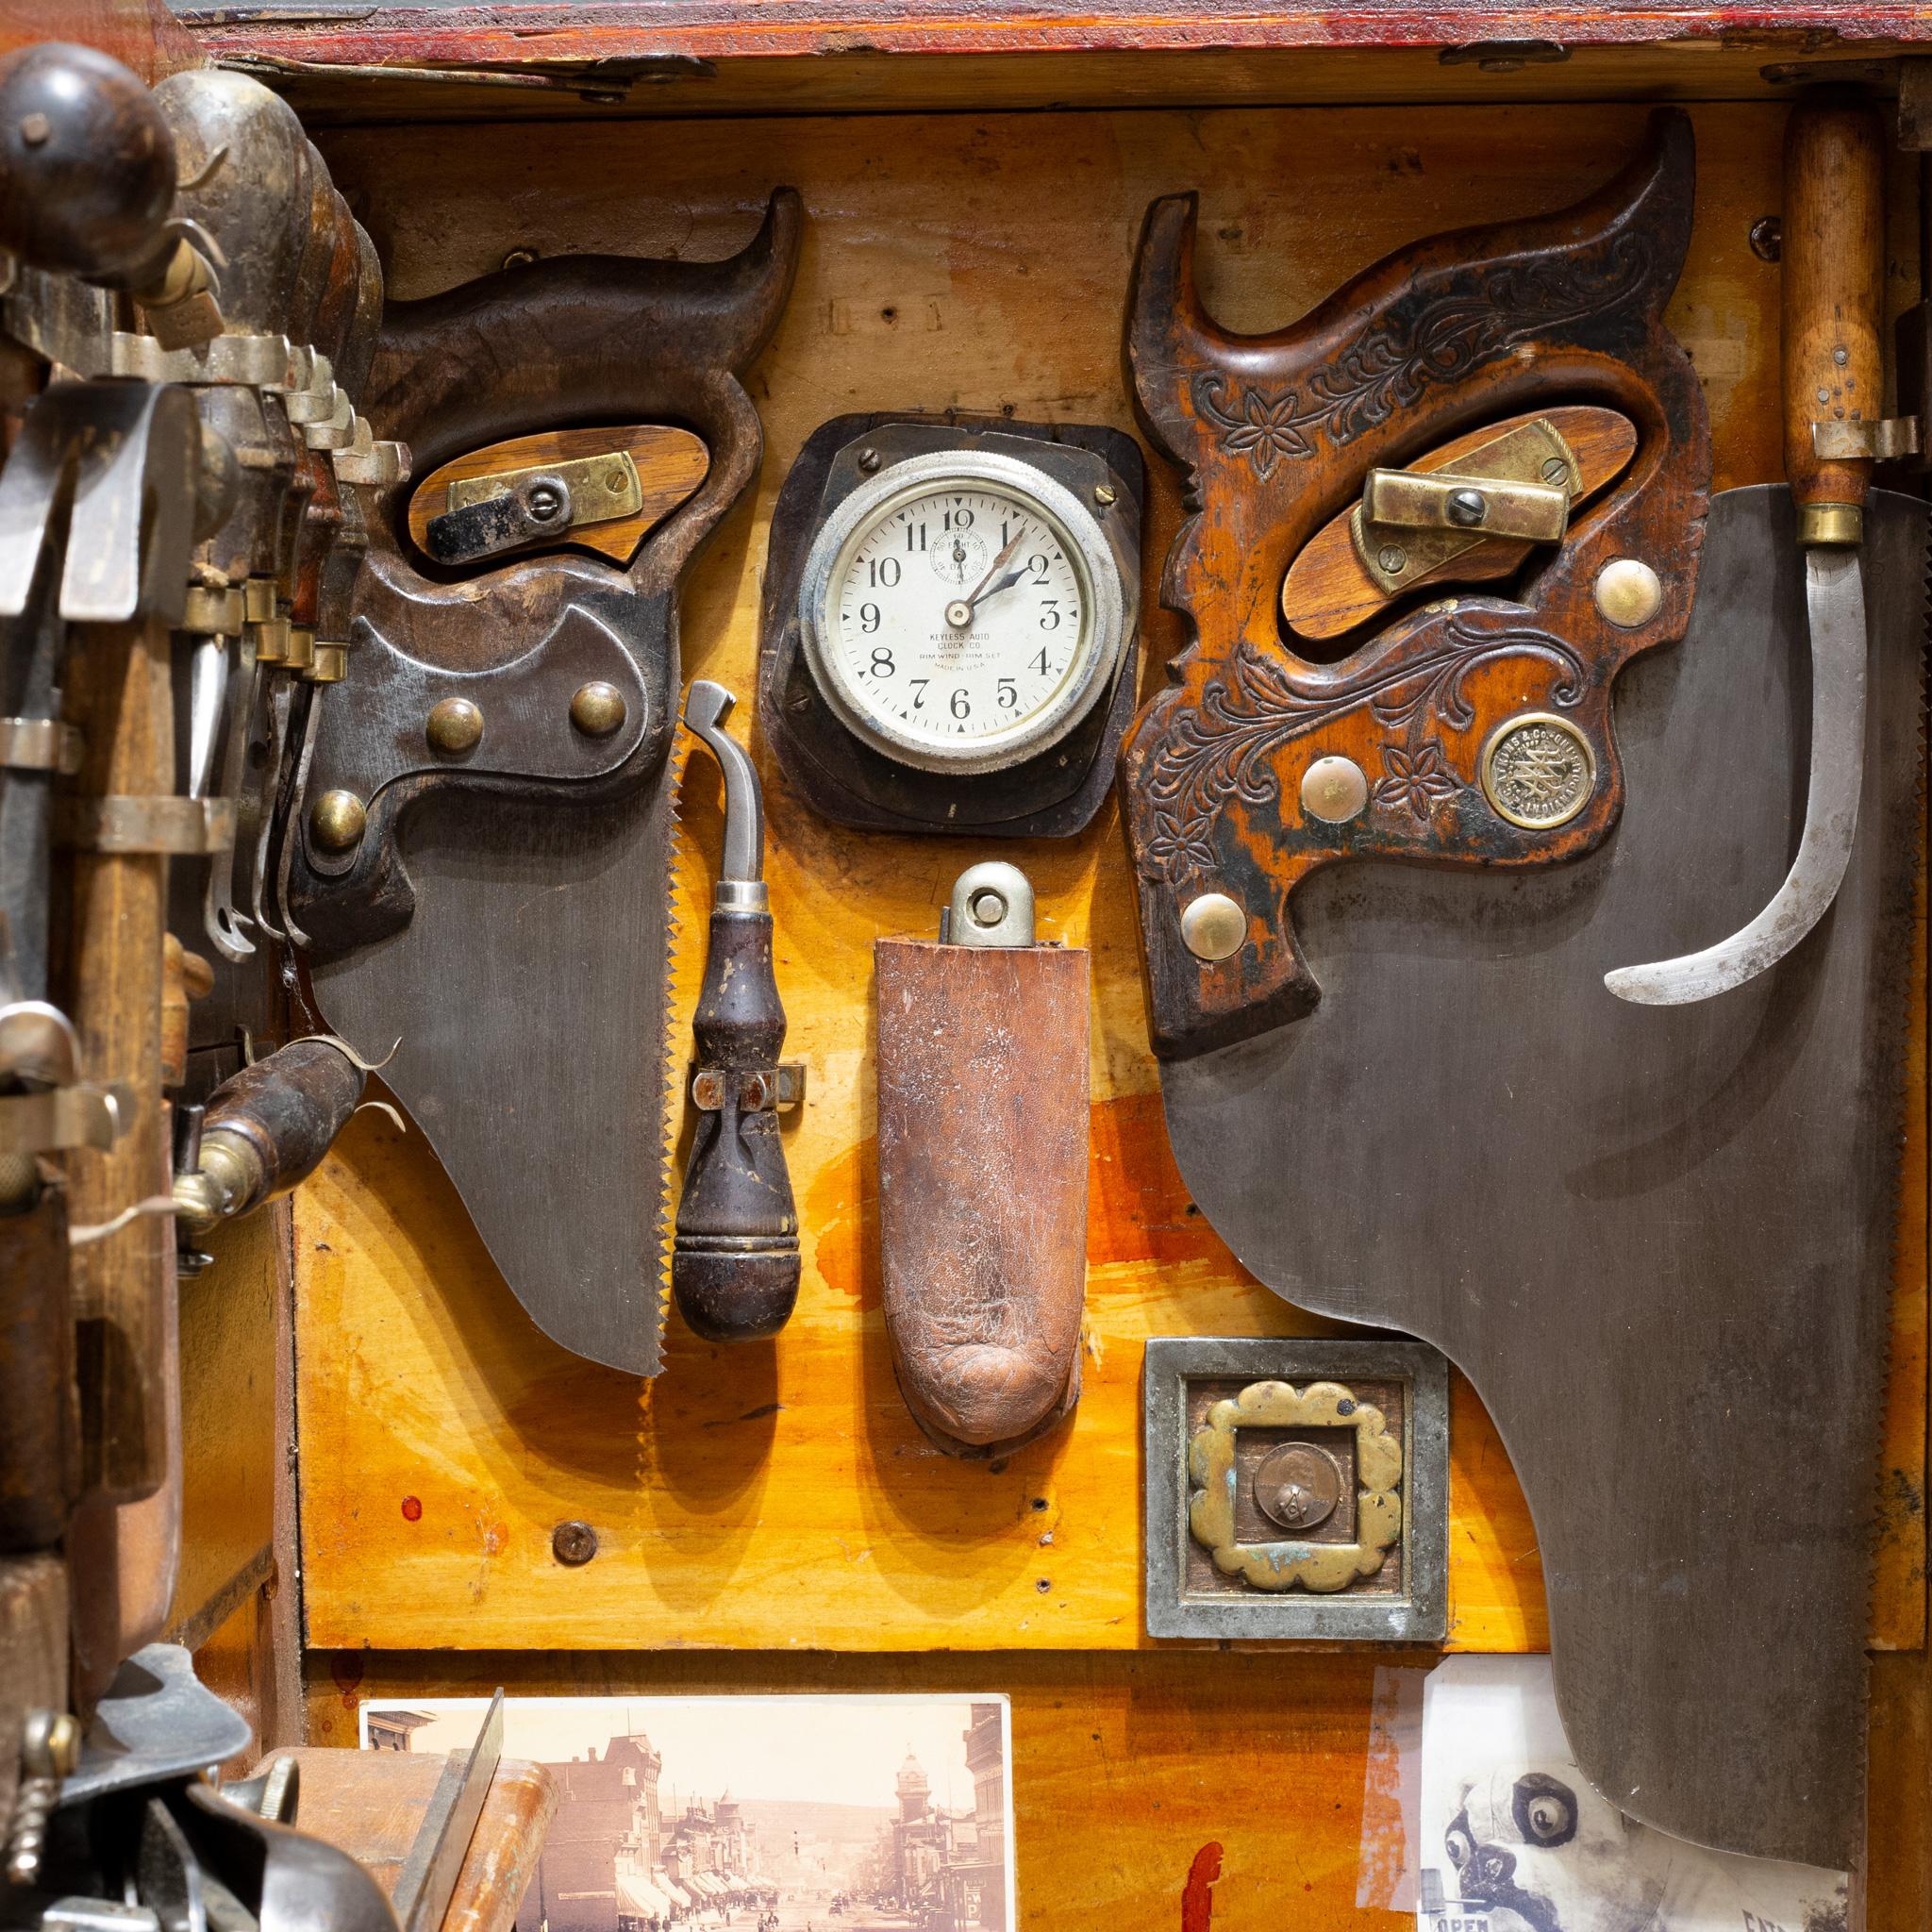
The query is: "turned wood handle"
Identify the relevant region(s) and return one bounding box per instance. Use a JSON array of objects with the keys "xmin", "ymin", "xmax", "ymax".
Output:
[
  {"xmin": 1782, "ymin": 98, "xmax": 1886, "ymax": 538},
  {"xmin": 200, "ymin": 1038, "xmax": 367, "ymax": 1215},
  {"xmin": 672, "ymin": 908, "xmax": 801, "ymax": 1343}
]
